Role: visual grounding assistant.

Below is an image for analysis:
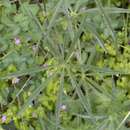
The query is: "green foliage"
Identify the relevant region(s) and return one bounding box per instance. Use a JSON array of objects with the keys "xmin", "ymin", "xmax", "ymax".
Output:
[{"xmin": 0, "ymin": 0, "xmax": 130, "ymax": 130}]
